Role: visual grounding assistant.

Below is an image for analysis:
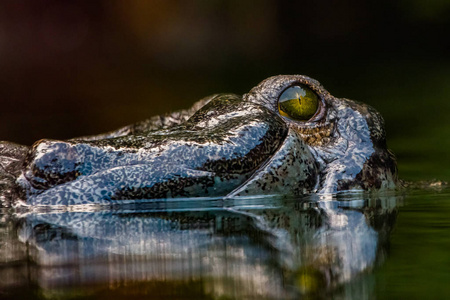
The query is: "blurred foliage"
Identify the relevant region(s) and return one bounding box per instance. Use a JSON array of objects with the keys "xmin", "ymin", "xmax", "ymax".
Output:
[{"xmin": 401, "ymin": 0, "xmax": 450, "ymax": 21}]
